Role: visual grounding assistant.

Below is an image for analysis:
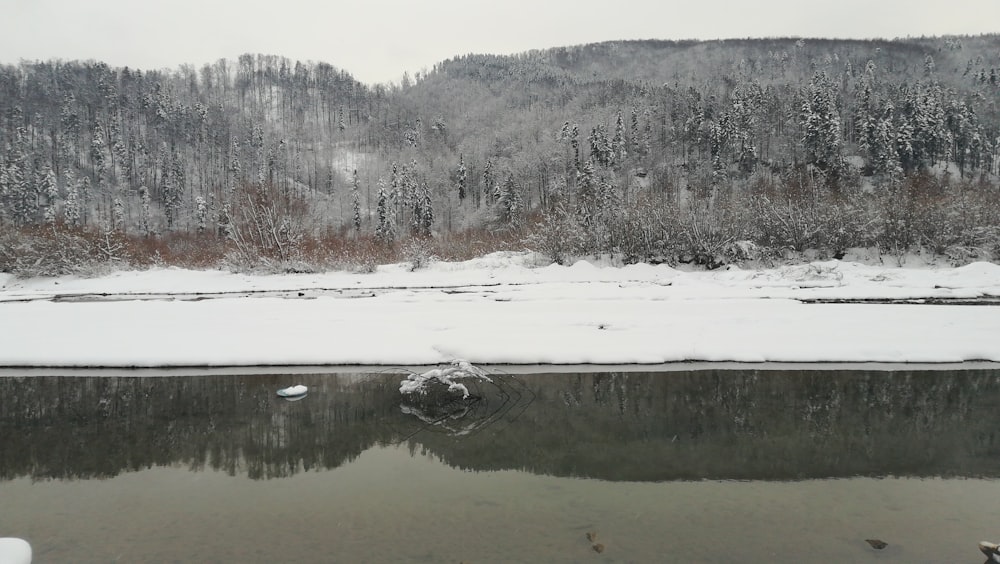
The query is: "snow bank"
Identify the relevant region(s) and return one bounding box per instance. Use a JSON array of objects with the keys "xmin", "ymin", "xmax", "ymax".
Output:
[{"xmin": 1, "ymin": 254, "xmax": 998, "ymax": 368}]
